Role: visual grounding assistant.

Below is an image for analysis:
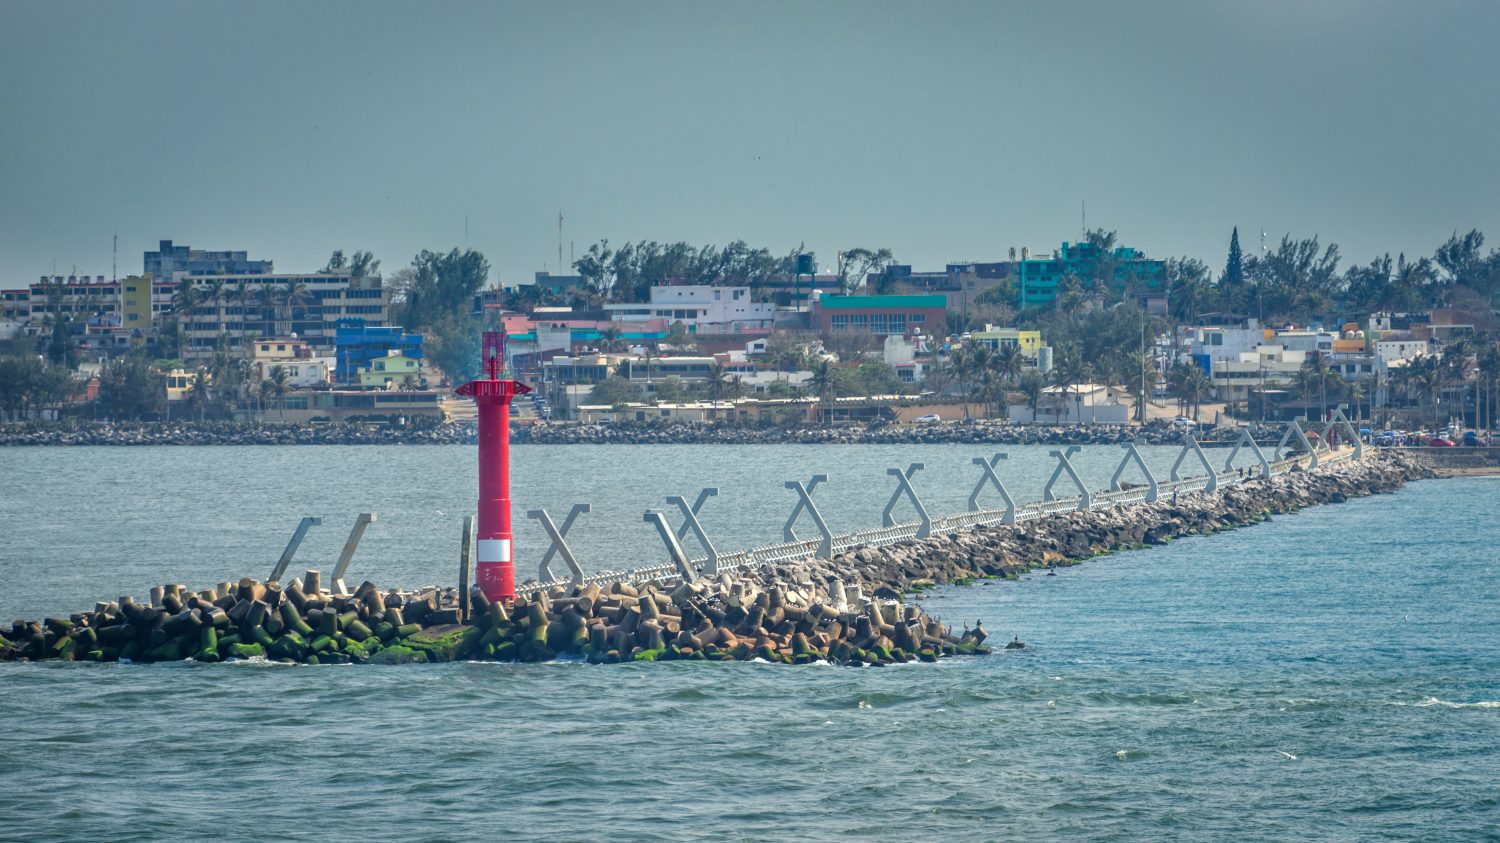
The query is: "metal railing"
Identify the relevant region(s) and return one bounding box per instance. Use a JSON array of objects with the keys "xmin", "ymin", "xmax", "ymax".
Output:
[{"xmin": 535, "ymin": 438, "xmax": 1355, "ymax": 589}]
